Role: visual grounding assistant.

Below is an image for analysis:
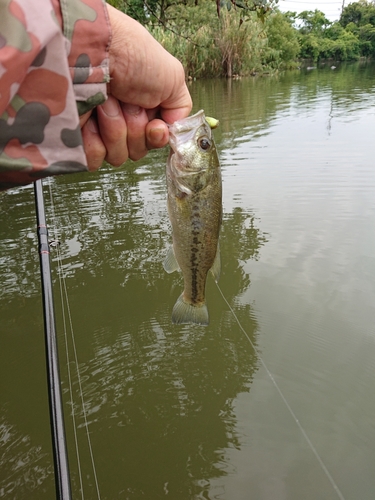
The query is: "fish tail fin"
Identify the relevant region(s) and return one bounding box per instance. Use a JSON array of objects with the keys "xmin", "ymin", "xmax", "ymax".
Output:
[{"xmin": 171, "ymin": 294, "xmax": 209, "ymax": 326}]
